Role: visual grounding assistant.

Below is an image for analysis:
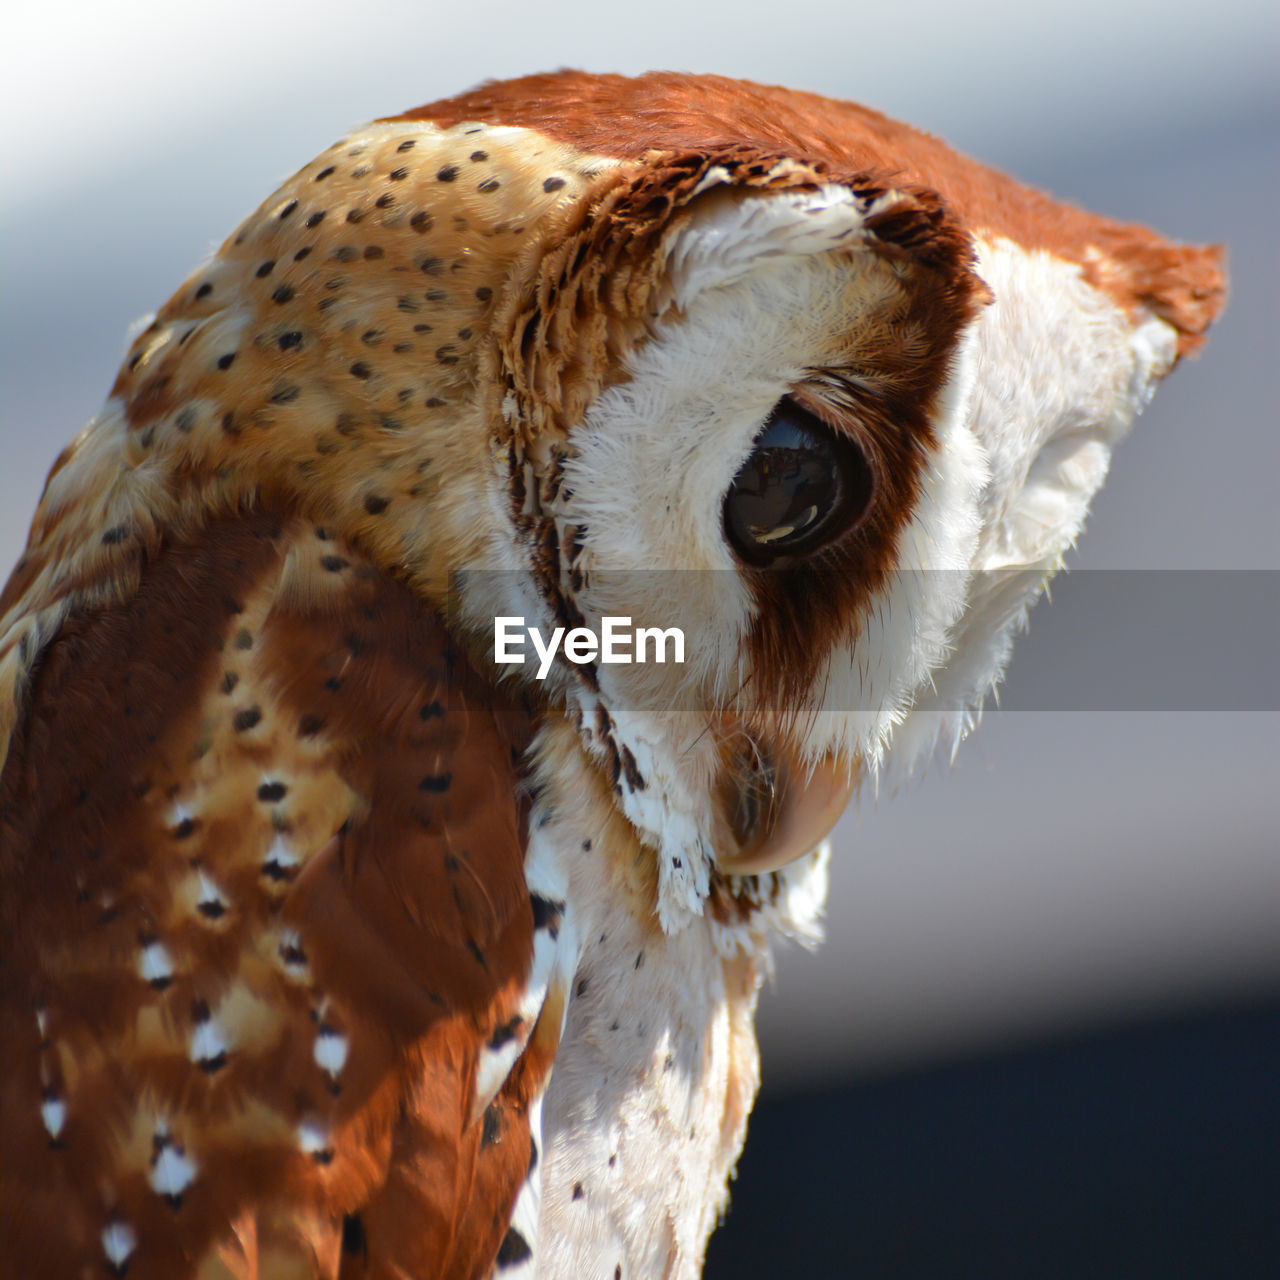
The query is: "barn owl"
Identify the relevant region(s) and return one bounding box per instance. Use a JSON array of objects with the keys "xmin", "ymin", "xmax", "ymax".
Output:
[{"xmin": 0, "ymin": 71, "xmax": 1224, "ymax": 1279}]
